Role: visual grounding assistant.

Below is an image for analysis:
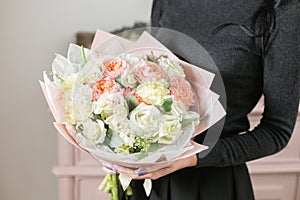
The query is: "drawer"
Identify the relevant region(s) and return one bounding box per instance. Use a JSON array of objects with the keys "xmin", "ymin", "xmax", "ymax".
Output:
[
  {"xmin": 250, "ymin": 174, "xmax": 297, "ymax": 200},
  {"xmin": 75, "ymin": 177, "xmax": 111, "ymax": 200}
]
